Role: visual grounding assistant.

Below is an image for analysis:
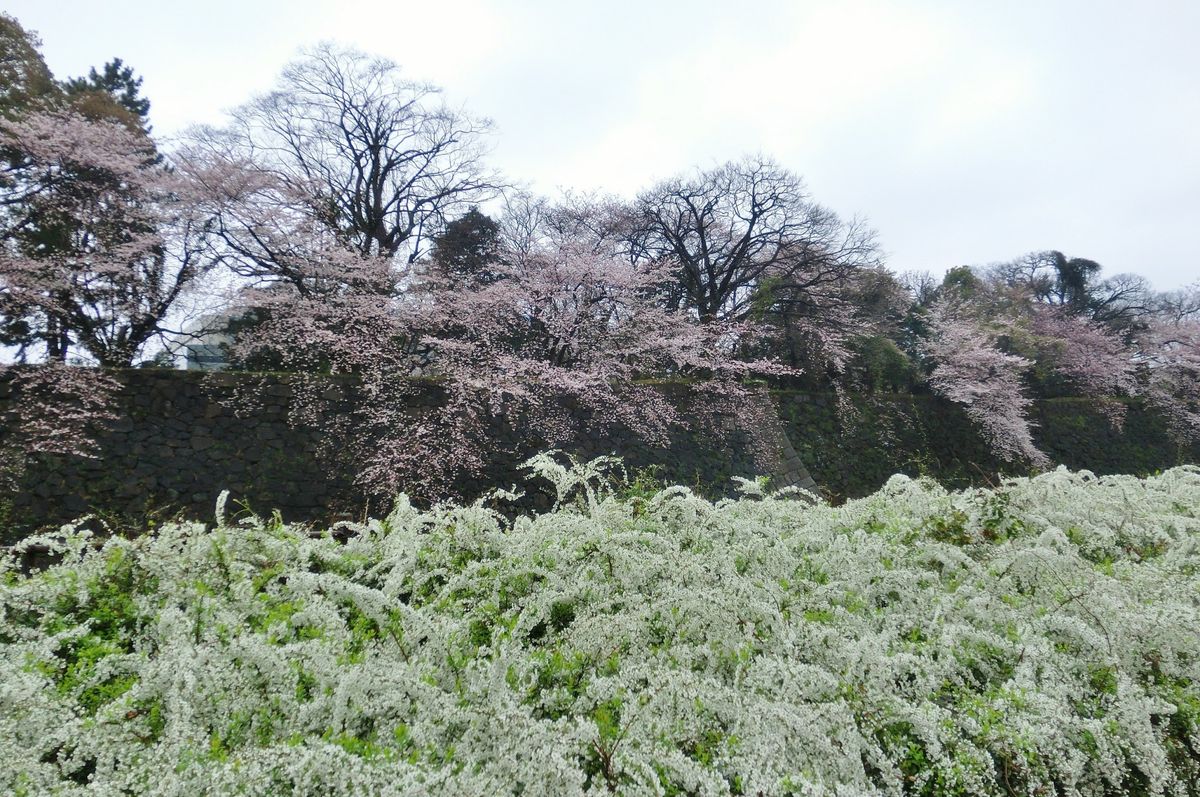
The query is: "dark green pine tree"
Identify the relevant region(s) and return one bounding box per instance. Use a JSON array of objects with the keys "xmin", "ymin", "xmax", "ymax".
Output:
[
  {"xmin": 429, "ymin": 207, "xmax": 504, "ymax": 285},
  {"xmin": 63, "ymin": 57, "xmax": 151, "ymax": 133}
]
